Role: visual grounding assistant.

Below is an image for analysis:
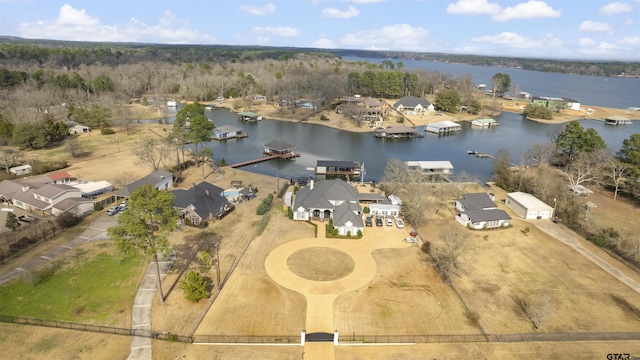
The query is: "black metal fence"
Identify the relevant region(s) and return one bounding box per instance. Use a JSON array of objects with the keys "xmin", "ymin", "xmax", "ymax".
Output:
[
  {"xmin": 2, "ymin": 315, "xmax": 639, "ymax": 345},
  {"xmin": 343, "ymin": 332, "xmax": 640, "ymax": 344}
]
